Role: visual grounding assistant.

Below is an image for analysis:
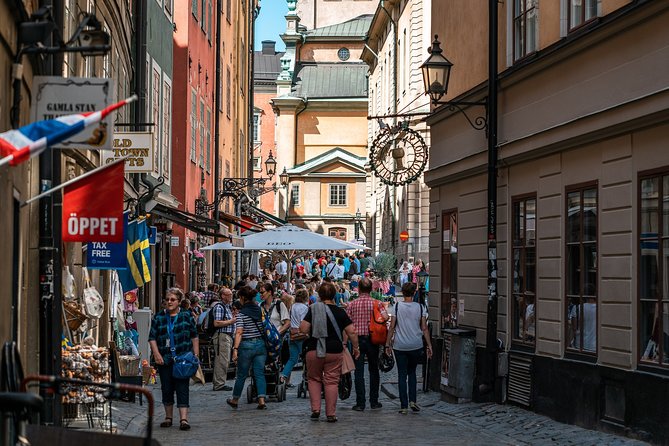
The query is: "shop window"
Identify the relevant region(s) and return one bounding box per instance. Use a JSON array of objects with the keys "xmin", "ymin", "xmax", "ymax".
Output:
[
  {"xmin": 512, "ymin": 196, "xmax": 536, "ymax": 346},
  {"xmin": 639, "ymin": 172, "xmax": 669, "ymax": 366},
  {"xmin": 565, "ymin": 184, "xmax": 598, "ymax": 354},
  {"xmin": 441, "ymin": 211, "xmax": 458, "ymax": 329}
]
